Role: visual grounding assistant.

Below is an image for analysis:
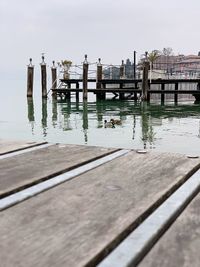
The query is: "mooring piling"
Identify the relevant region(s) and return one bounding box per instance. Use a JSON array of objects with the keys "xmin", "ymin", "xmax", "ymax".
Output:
[
  {"xmin": 51, "ymin": 61, "xmax": 57, "ymax": 98},
  {"xmin": 120, "ymin": 60, "xmax": 125, "ymax": 79},
  {"xmin": 161, "ymin": 83, "xmax": 165, "ymax": 103},
  {"xmin": 27, "ymin": 58, "xmax": 34, "ymax": 97},
  {"xmin": 76, "ymin": 82, "xmax": 79, "ymax": 101},
  {"xmin": 141, "ymin": 59, "xmax": 150, "ymax": 101},
  {"xmin": 40, "ymin": 55, "xmax": 47, "ymax": 98},
  {"xmin": 133, "ymin": 50, "xmax": 136, "ymax": 79},
  {"xmin": 175, "ymin": 82, "xmax": 178, "ymax": 103},
  {"xmin": 119, "ymin": 60, "xmax": 125, "ymax": 100},
  {"xmin": 96, "ymin": 58, "xmax": 105, "ymax": 100},
  {"xmin": 51, "ymin": 61, "xmax": 57, "ymax": 89},
  {"xmin": 83, "ymin": 55, "xmax": 88, "ymax": 100}
]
